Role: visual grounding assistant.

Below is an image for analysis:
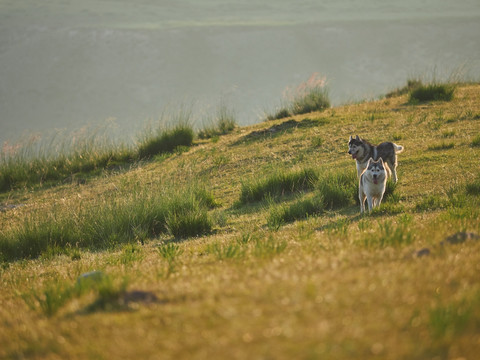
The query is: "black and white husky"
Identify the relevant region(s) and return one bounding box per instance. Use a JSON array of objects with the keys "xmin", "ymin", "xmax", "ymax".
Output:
[
  {"xmin": 359, "ymin": 157, "xmax": 387, "ymax": 213},
  {"xmin": 348, "ymin": 135, "xmax": 404, "ymax": 183}
]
